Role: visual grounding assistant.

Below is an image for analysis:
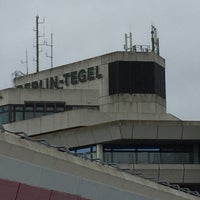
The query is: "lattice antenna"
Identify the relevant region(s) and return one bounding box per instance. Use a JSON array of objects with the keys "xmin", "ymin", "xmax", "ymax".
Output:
[
  {"xmin": 33, "ymin": 15, "xmax": 45, "ymax": 72},
  {"xmin": 45, "ymin": 33, "xmax": 53, "ymax": 68},
  {"xmin": 21, "ymin": 49, "xmax": 29, "ymax": 75},
  {"xmin": 124, "ymin": 32, "xmax": 133, "ymax": 52}
]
